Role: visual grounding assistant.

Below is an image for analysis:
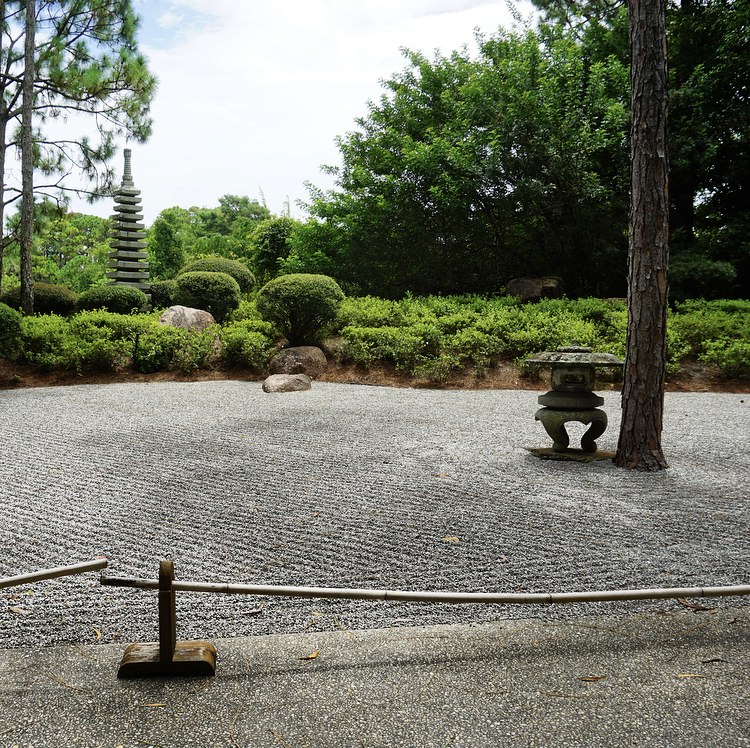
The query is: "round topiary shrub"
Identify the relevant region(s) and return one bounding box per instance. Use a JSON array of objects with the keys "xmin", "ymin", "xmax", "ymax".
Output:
[
  {"xmin": 178, "ymin": 256, "xmax": 255, "ymax": 293},
  {"xmin": 149, "ymin": 279, "xmax": 177, "ymax": 309},
  {"xmin": 0, "ymin": 301, "xmax": 22, "ymax": 358},
  {"xmin": 256, "ymin": 273, "xmax": 345, "ymax": 346},
  {"xmin": 173, "ymin": 271, "xmax": 241, "ymax": 322},
  {"xmin": 0, "ymin": 282, "xmax": 77, "ymax": 316},
  {"xmin": 77, "ymin": 285, "xmax": 148, "ymax": 314}
]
